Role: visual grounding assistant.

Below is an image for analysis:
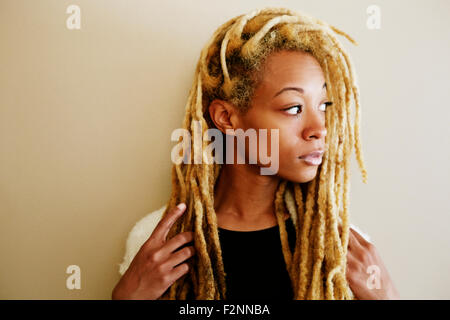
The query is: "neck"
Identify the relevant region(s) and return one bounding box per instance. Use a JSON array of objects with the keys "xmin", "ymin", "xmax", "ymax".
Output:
[{"xmin": 213, "ymin": 163, "xmax": 283, "ymax": 226}]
